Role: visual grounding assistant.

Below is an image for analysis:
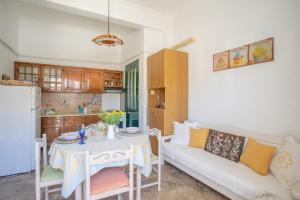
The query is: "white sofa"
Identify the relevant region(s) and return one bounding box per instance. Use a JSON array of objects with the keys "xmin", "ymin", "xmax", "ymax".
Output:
[{"xmin": 161, "ymin": 125, "xmax": 292, "ymax": 200}]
